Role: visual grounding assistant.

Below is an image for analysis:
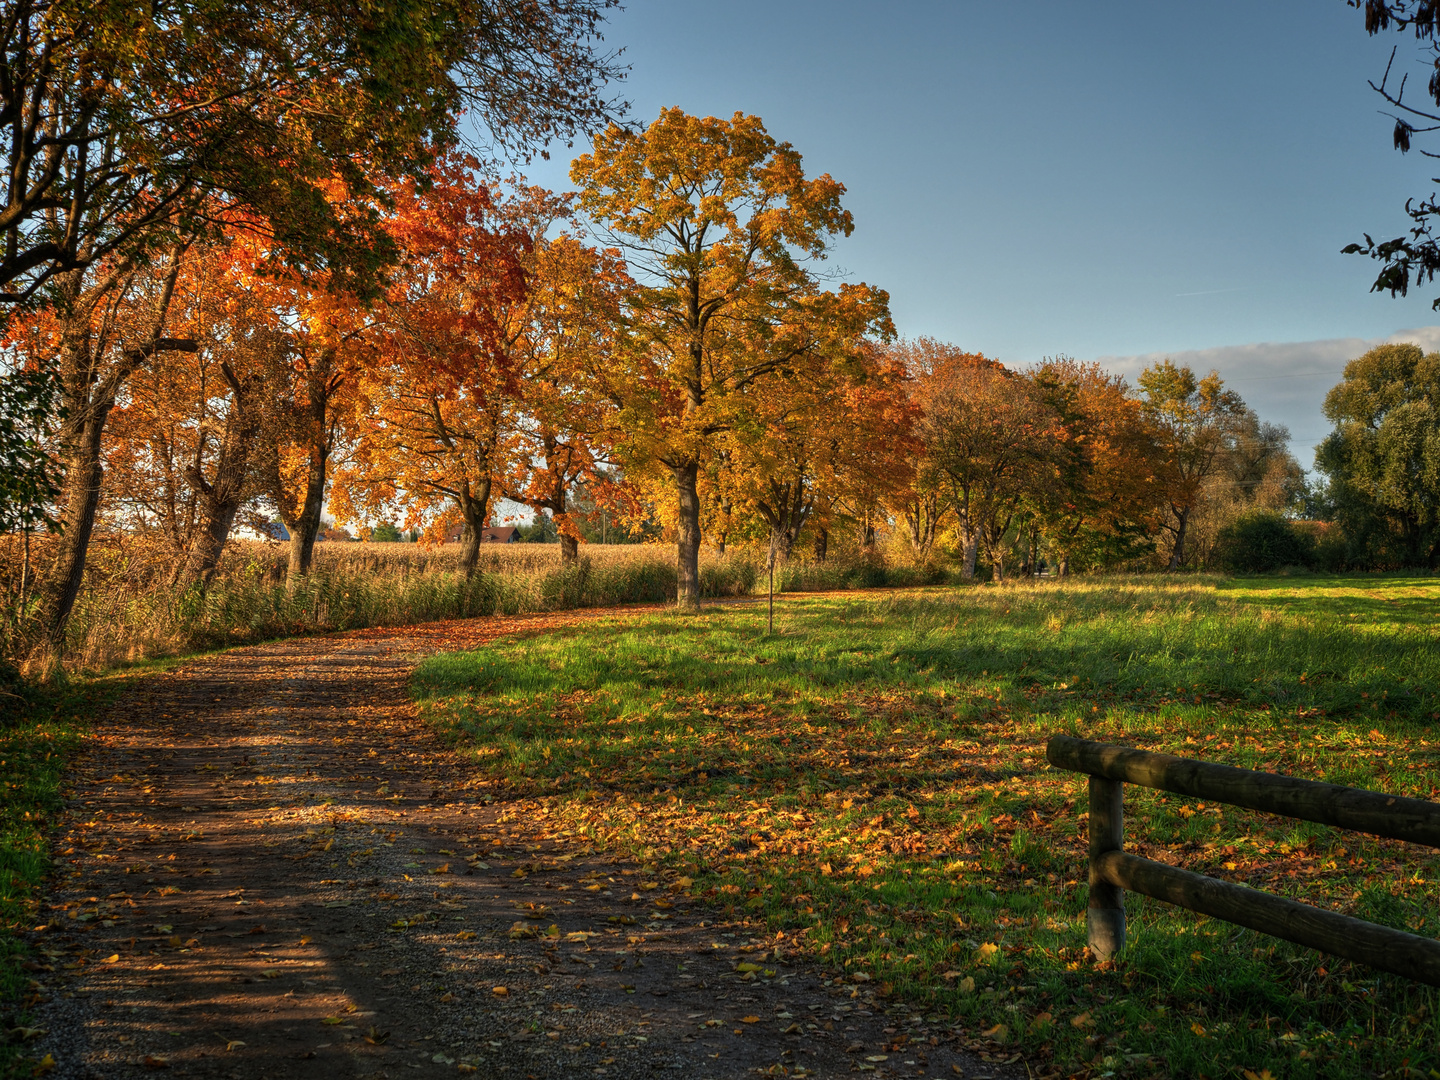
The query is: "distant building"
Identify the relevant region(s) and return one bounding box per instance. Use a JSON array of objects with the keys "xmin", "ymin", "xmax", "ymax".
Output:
[
  {"xmin": 258, "ymin": 520, "xmax": 290, "ymax": 541},
  {"xmin": 442, "ymin": 524, "xmax": 521, "ymax": 544}
]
